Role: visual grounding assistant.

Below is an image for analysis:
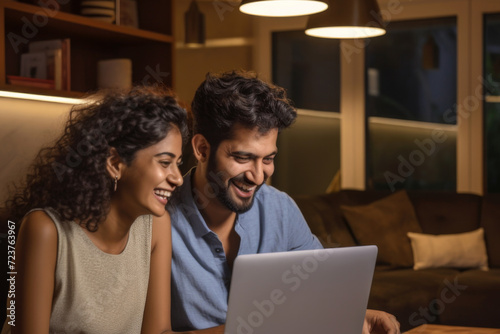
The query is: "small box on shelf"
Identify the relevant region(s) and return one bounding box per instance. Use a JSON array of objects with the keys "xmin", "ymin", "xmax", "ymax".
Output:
[{"xmin": 16, "ymin": 38, "xmax": 71, "ymax": 91}]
